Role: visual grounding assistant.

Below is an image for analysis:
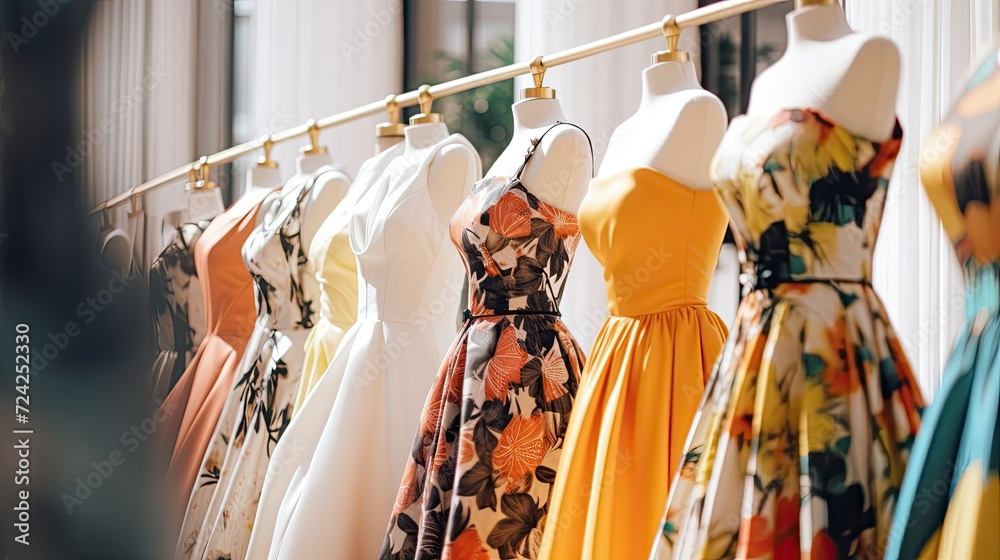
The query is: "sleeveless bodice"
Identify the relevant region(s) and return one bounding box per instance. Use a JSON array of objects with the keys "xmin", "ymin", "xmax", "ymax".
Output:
[
  {"xmin": 451, "ymin": 176, "xmax": 580, "ymax": 315},
  {"xmin": 349, "ymin": 134, "xmax": 479, "ymax": 327},
  {"xmin": 712, "ymin": 107, "xmax": 903, "ymax": 288},
  {"xmin": 194, "ymin": 197, "xmax": 265, "ymax": 341},
  {"xmin": 310, "ymin": 146, "xmax": 403, "ymax": 331},
  {"xmin": 149, "ymin": 221, "xmax": 208, "ymax": 395},
  {"xmin": 242, "ymin": 172, "xmax": 323, "ymax": 332},
  {"xmin": 920, "ymin": 49, "xmax": 1000, "ymax": 319},
  {"xmin": 580, "ymin": 167, "xmax": 728, "ymax": 317},
  {"xmin": 309, "ymin": 213, "xmax": 357, "ymax": 332}
]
